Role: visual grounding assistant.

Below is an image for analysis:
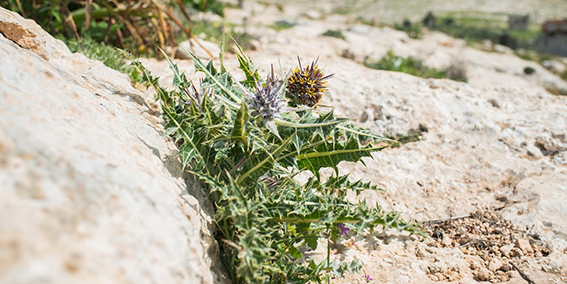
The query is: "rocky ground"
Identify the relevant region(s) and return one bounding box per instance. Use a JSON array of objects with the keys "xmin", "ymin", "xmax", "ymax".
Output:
[
  {"xmin": 0, "ymin": 8, "xmax": 217, "ymax": 284},
  {"xmin": 2, "ymin": 0, "xmax": 567, "ymax": 283},
  {"xmin": 152, "ymin": 1, "xmax": 567, "ymax": 283}
]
